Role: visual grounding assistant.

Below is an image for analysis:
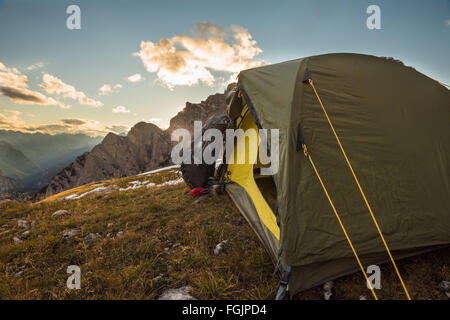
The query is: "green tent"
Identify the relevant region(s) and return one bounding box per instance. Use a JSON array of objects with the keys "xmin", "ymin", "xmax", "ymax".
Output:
[{"xmin": 222, "ymin": 53, "xmax": 450, "ymax": 299}]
